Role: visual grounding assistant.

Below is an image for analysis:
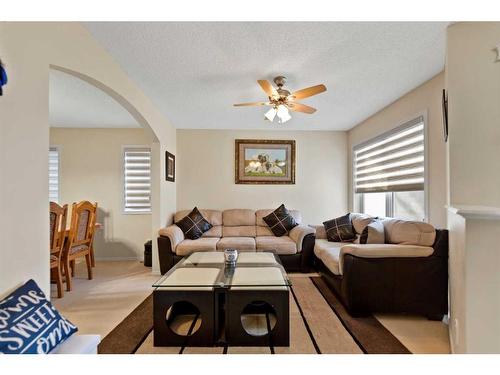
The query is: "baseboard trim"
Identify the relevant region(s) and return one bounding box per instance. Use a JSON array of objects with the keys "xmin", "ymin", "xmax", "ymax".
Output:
[{"xmin": 94, "ymin": 257, "xmax": 142, "ymax": 261}]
